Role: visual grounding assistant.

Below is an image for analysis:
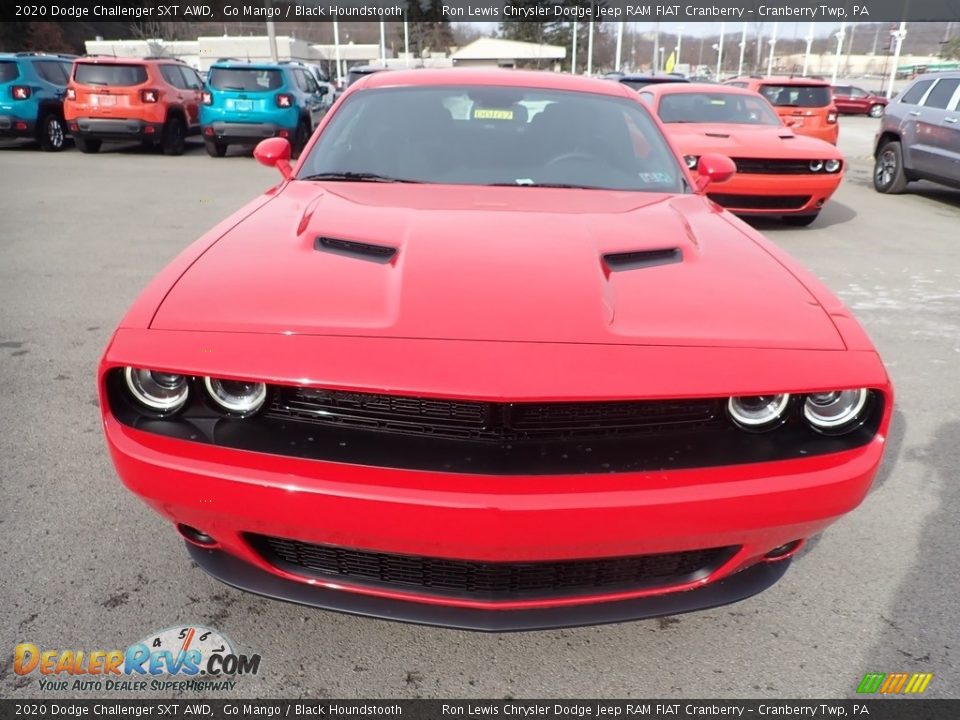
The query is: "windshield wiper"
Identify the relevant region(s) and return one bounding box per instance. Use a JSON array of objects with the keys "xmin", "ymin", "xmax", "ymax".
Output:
[
  {"xmin": 301, "ymin": 172, "xmax": 421, "ymax": 184},
  {"xmin": 486, "ymin": 182, "xmax": 606, "ymax": 190}
]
